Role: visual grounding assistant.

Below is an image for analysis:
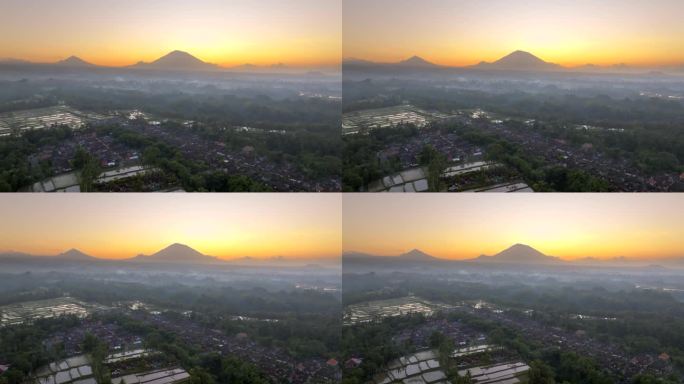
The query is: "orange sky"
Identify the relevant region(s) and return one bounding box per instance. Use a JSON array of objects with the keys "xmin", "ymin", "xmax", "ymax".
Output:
[
  {"xmin": 0, "ymin": 194, "xmax": 341, "ymax": 260},
  {"xmin": 344, "ymin": 0, "xmax": 684, "ymax": 67},
  {"xmin": 2, "ymin": 194, "xmax": 682, "ymax": 261},
  {"xmin": 0, "ymin": 0, "xmax": 341, "ymax": 68},
  {"xmin": 343, "ymin": 194, "xmax": 684, "ymax": 260}
]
